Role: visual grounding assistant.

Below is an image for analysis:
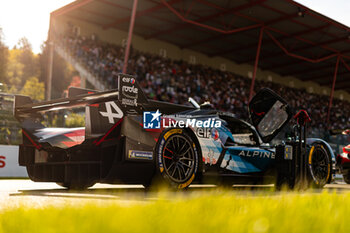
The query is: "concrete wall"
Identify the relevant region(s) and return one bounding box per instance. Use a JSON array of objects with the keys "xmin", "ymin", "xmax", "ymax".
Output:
[{"xmin": 52, "ymin": 16, "xmax": 350, "ymax": 102}]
